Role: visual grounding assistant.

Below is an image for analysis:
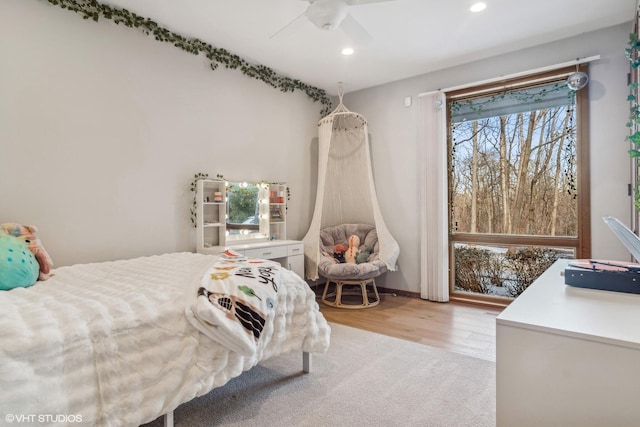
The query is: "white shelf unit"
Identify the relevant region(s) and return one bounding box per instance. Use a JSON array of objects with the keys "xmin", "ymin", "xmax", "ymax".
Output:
[
  {"xmin": 196, "ymin": 180, "xmax": 290, "ymax": 250},
  {"xmin": 269, "ymin": 183, "xmax": 287, "ymax": 241},
  {"xmin": 196, "ymin": 179, "xmax": 226, "ymax": 252}
]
